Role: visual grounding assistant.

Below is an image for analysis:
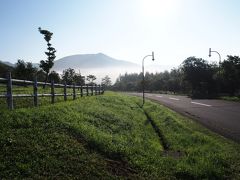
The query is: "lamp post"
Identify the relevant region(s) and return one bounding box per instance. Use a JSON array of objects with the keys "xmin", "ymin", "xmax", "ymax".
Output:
[
  {"xmin": 209, "ymin": 48, "xmax": 221, "ymax": 93},
  {"xmin": 142, "ymin": 51, "xmax": 155, "ymax": 106}
]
